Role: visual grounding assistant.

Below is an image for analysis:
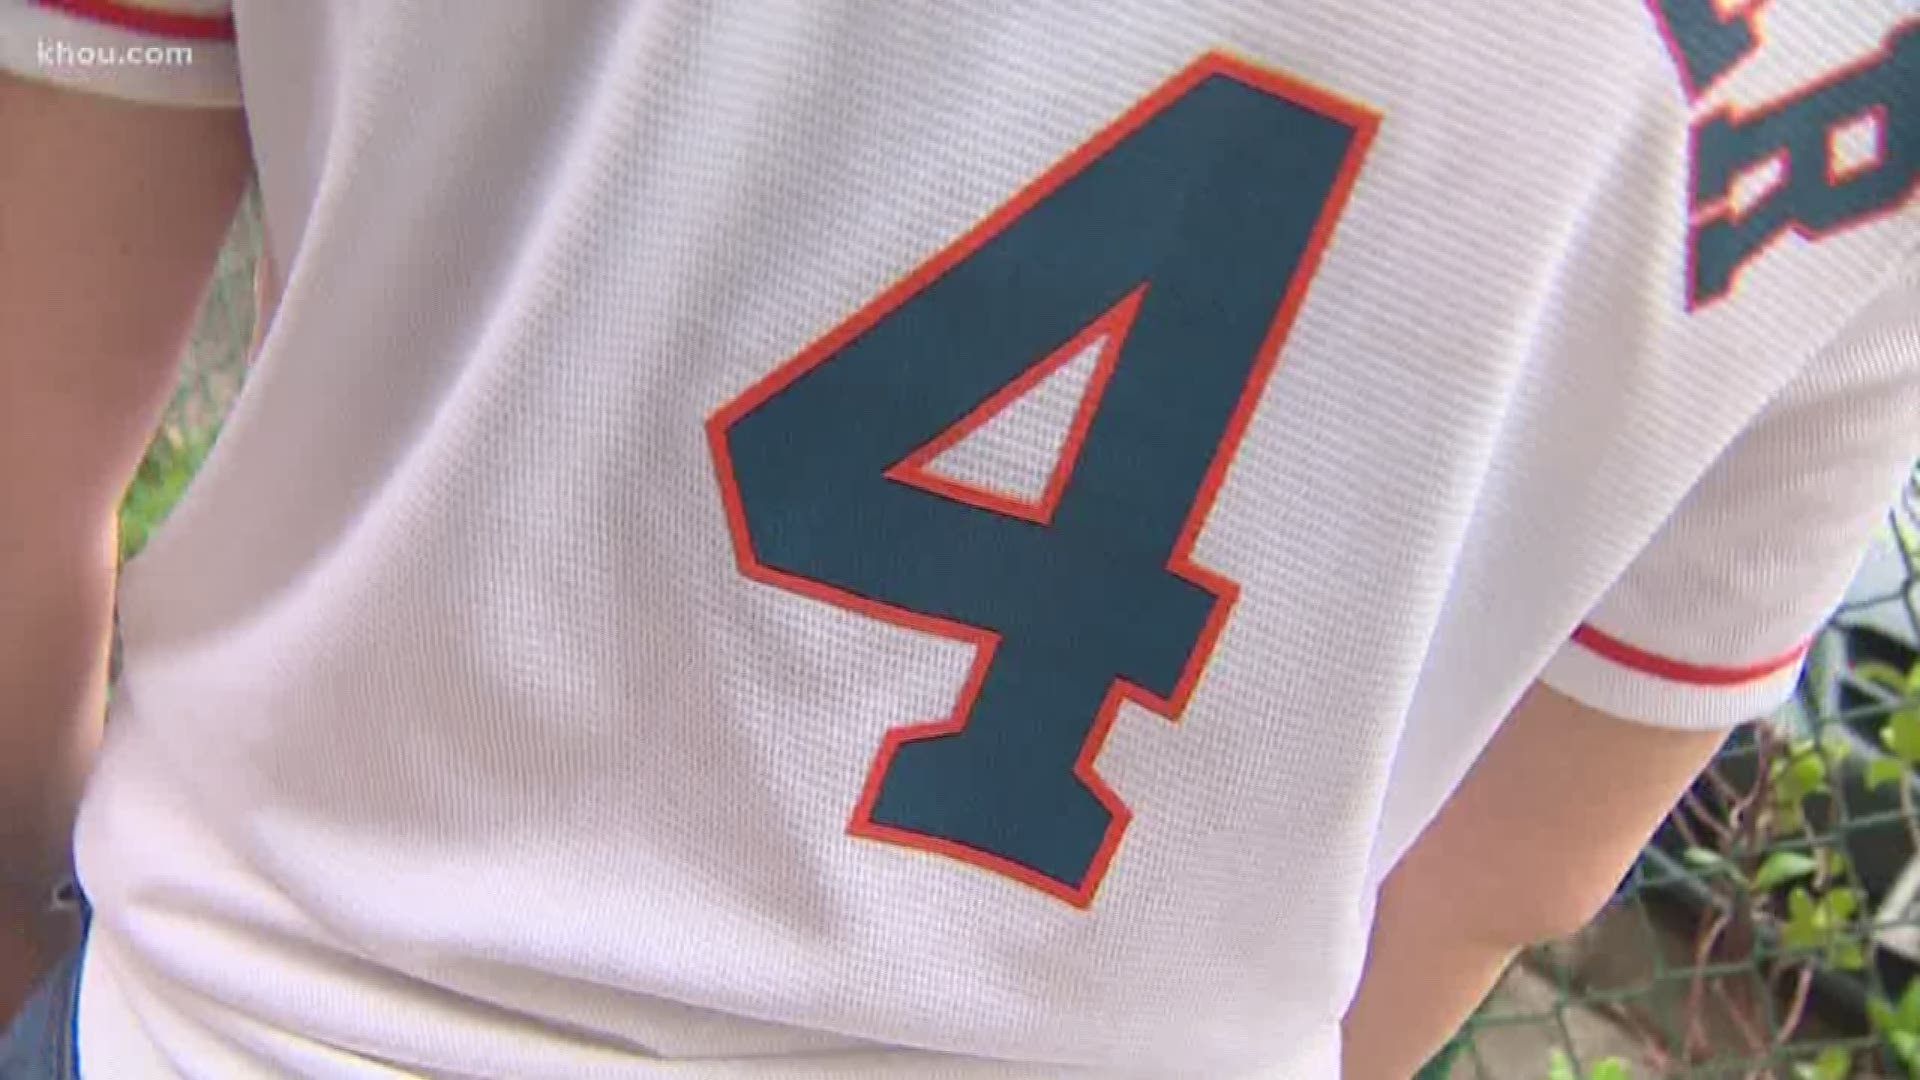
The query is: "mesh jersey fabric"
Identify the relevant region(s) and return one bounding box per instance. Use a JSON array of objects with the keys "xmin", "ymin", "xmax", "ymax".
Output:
[{"xmin": 4, "ymin": 0, "xmax": 1919, "ymax": 1076}]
